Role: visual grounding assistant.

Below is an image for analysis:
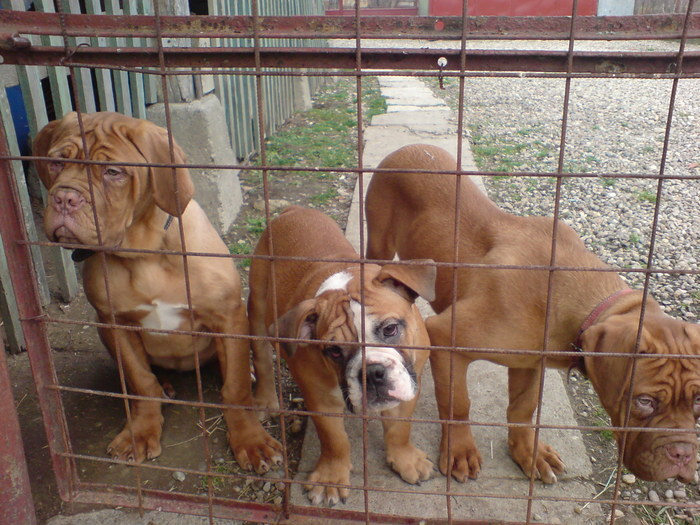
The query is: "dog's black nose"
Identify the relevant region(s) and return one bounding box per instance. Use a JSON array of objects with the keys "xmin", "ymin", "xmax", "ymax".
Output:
[{"xmin": 364, "ymin": 363, "xmax": 387, "ymax": 387}]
